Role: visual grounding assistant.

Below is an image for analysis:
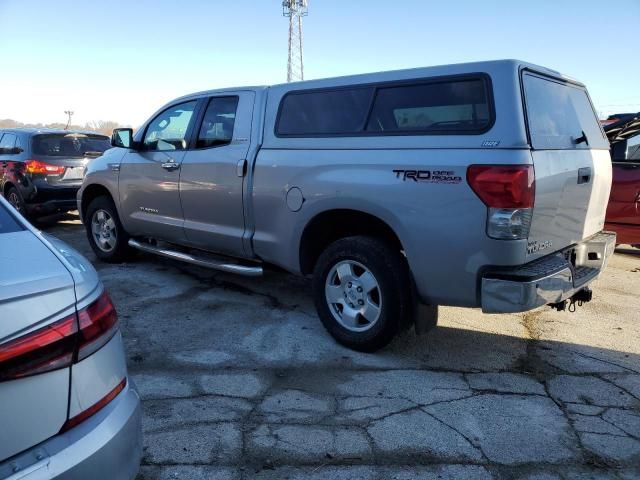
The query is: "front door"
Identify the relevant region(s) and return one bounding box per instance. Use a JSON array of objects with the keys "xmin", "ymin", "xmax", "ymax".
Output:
[
  {"xmin": 118, "ymin": 100, "xmax": 198, "ymax": 242},
  {"xmin": 180, "ymin": 92, "xmax": 254, "ymax": 257}
]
